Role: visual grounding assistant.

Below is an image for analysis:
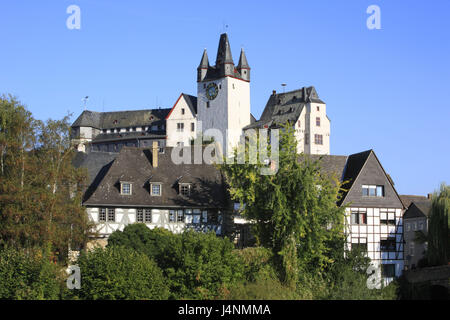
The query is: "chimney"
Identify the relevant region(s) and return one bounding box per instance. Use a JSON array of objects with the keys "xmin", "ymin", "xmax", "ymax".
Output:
[
  {"xmin": 272, "ymin": 90, "xmax": 277, "ymax": 95},
  {"xmin": 152, "ymin": 141, "xmax": 158, "ymax": 168},
  {"xmin": 427, "ymin": 193, "xmax": 432, "ymax": 200}
]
